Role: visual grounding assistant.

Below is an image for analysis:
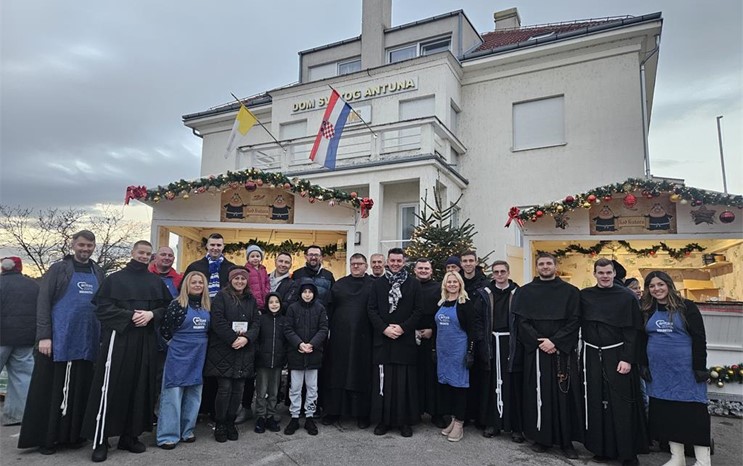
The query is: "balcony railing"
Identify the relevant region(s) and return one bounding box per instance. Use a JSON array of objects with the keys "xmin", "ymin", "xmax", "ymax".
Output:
[{"xmin": 237, "ymin": 116, "xmax": 466, "ymax": 174}]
